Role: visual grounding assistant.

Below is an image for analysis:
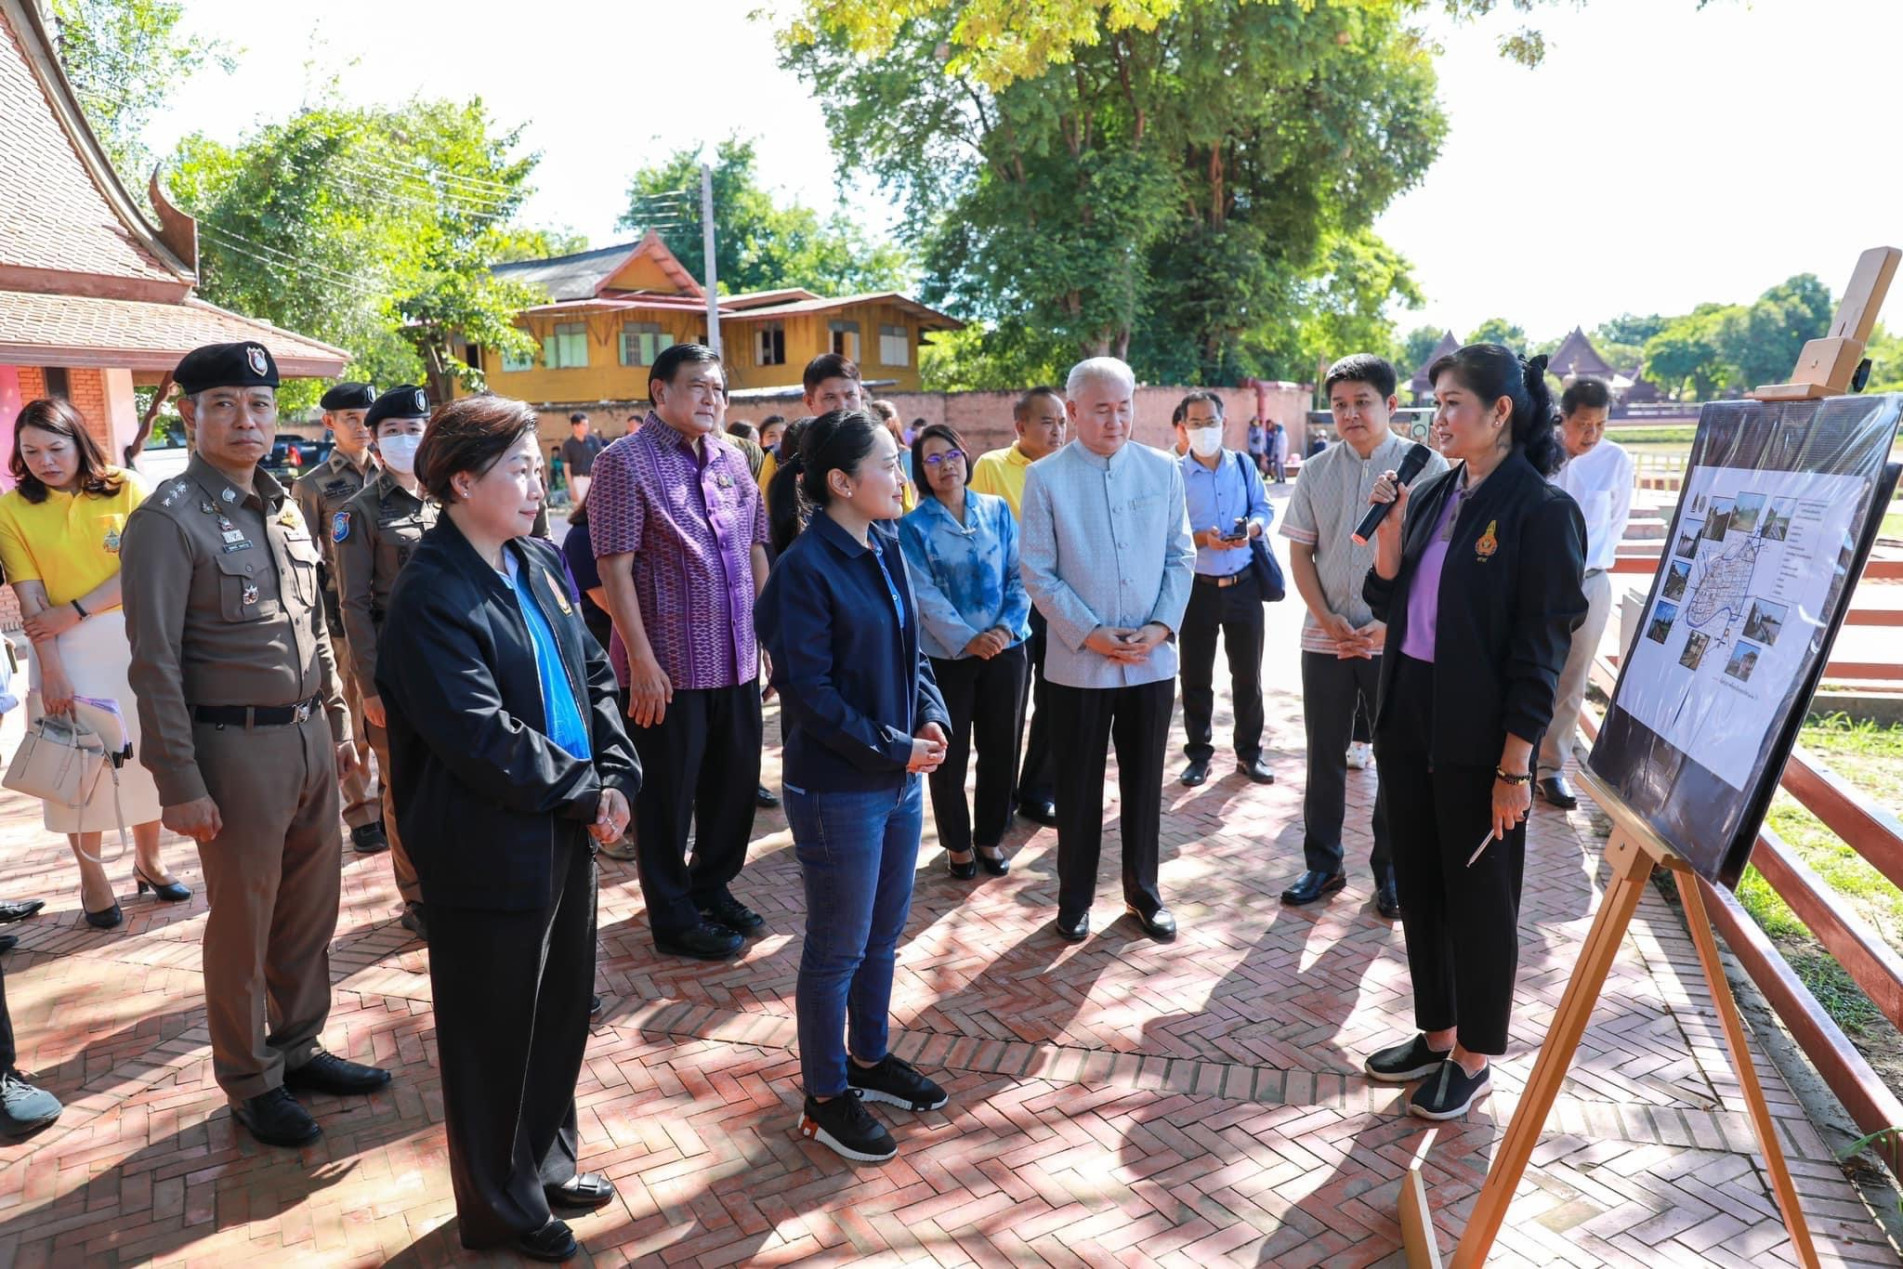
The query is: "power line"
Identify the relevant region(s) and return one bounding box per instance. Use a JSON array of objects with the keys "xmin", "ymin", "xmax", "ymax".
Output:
[
  {"xmin": 198, "ymin": 225, "xmax": 387, "ymax": 300},
  {"xmin": 377, "ymin": 151, "xmax": 516, "ymax": 196},
  {"xmin": 328, "ymin": 161, "xmax": 516, "ymax": 217},
  {"xmin": 329, "ymin": 155, "xmax": 519, "ymax": 216},
  {"xmin": 326, "ymin": 173, "xmax": 509, "ymax": 222}
]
